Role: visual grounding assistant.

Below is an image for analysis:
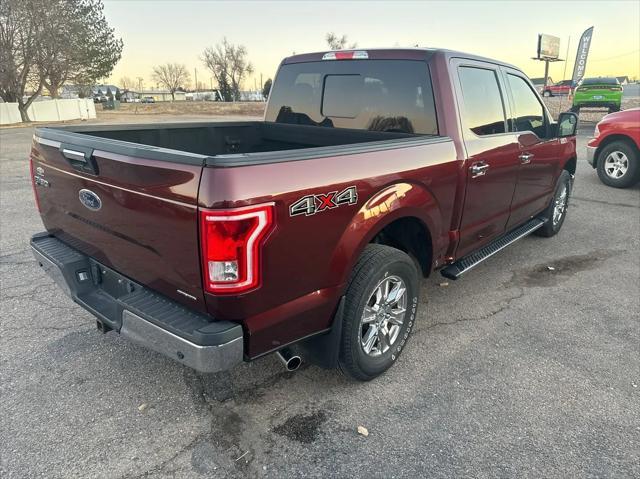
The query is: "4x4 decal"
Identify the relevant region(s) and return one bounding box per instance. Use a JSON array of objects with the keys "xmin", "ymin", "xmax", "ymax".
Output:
[{"xmin": 290, "ymin": 186, "xmax": 358, "ymax": 217}]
